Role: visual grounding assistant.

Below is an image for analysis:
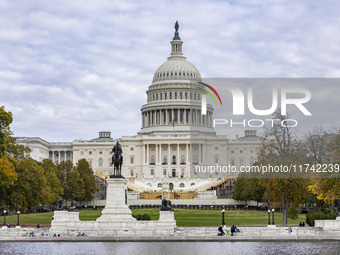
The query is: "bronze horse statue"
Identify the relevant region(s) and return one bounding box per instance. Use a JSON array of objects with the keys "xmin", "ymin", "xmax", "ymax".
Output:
[{"xmin": 111, "ymin": 142, "xmax": 123, "ymax": 177}]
